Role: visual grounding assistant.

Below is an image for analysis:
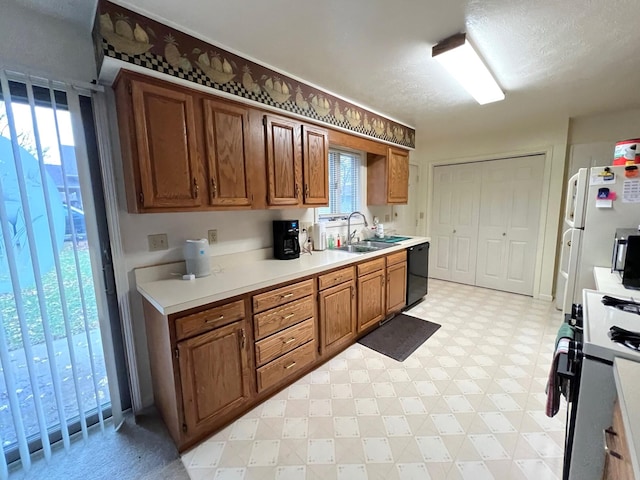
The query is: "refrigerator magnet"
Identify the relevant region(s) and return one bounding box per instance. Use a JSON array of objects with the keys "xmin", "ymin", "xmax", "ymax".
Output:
[{"xmin": 625, "ymin": 165, "xmax": 639, "ymax": 178}]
